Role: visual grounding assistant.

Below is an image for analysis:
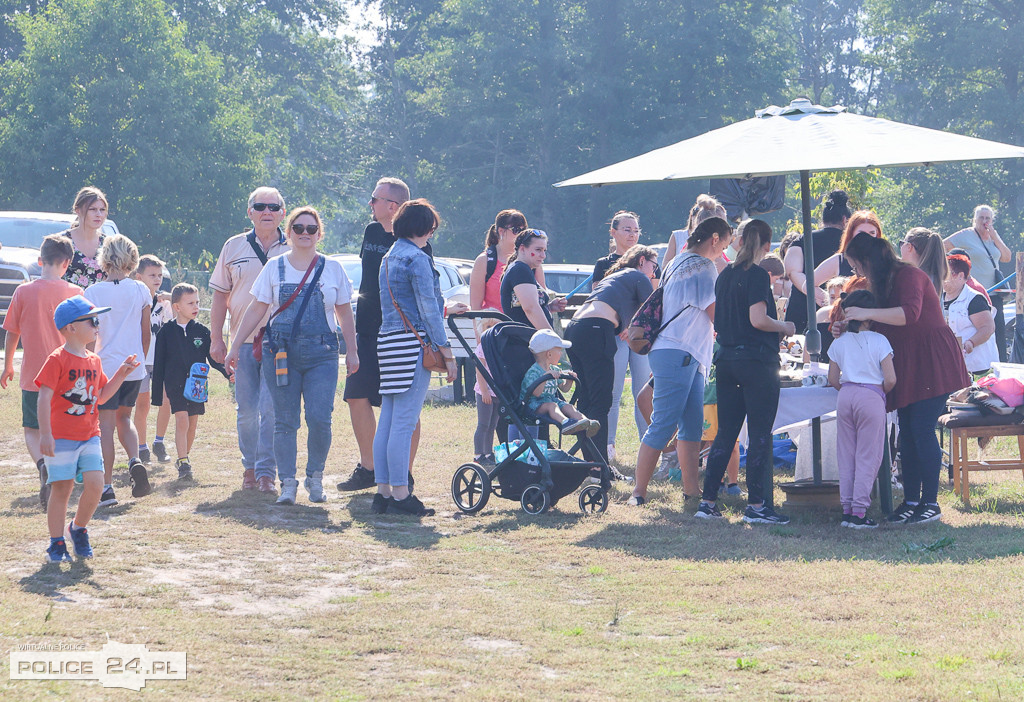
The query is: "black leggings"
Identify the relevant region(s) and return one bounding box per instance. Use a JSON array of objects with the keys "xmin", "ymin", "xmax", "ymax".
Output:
[
  {"xmin": 702, "ymin": 358, "xmax": 781, "ymax": 506},
  {"xmin": 565, "ymin": 317, "xmax": 617, "ymax": 462}
]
